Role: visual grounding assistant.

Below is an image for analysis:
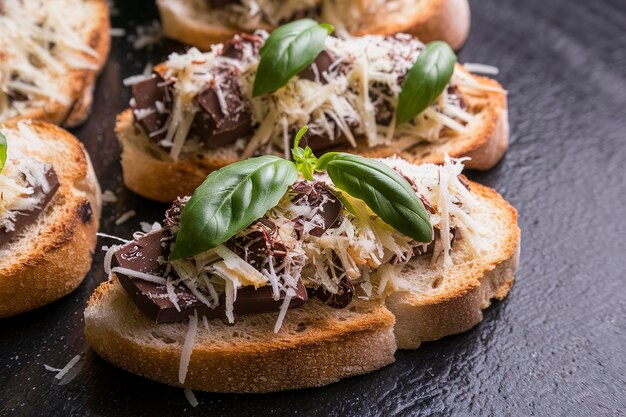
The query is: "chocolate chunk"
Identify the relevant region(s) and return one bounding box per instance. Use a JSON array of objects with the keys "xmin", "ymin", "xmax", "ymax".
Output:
[
  {"xmin": 0, "ymin": 167, "xmax": 60, "ymax": 248},
  {"xmin": 191, "ymin": 74, "xmax": 254, "ymax": 148},
  {"xmin": 113, "ymin": 229, "xmax": 307, "ymax": 323},
  {"xmin": 315, "ymin": 277, "xmax": 354, "ymax": 309},
  {"xmin": 221, "ymin": 33, "xmax": 263, "ymax": 60},
  {"xmin": 229, "ymin": 219, "xmax": 287, "ymax": 271},
  {"xmin": 292, "ymin": 181, "xmax": 343, "ymax": 237},
  {"xmin": 131, "ymin": 73, "xmax": 171, "ymax": 142},
  {"xmin": 298, "ymin": 50, "xmax": 336, "ymax": 84},
  {"xmin": 413, "ymin": 226, "xmax": 460, "ymax": 256},
  {"xmin": 313, "ymin": 255, "xmax": 353, "ymax": 309}
]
